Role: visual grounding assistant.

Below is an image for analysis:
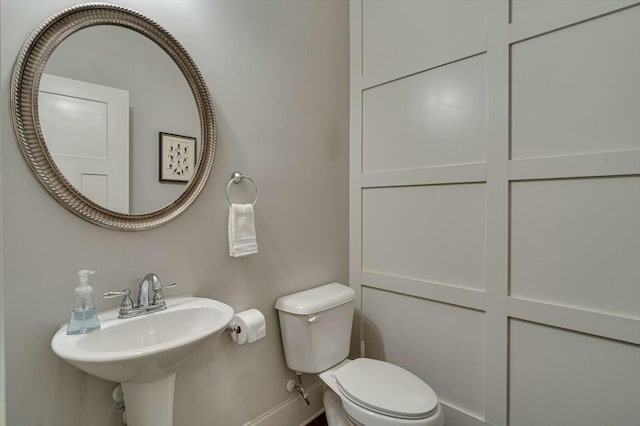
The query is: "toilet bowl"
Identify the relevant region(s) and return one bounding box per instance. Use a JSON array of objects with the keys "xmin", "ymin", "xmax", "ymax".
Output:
[{"xmin": 275, "ymin": 283, "xmax": 445, "ymax": 426}]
